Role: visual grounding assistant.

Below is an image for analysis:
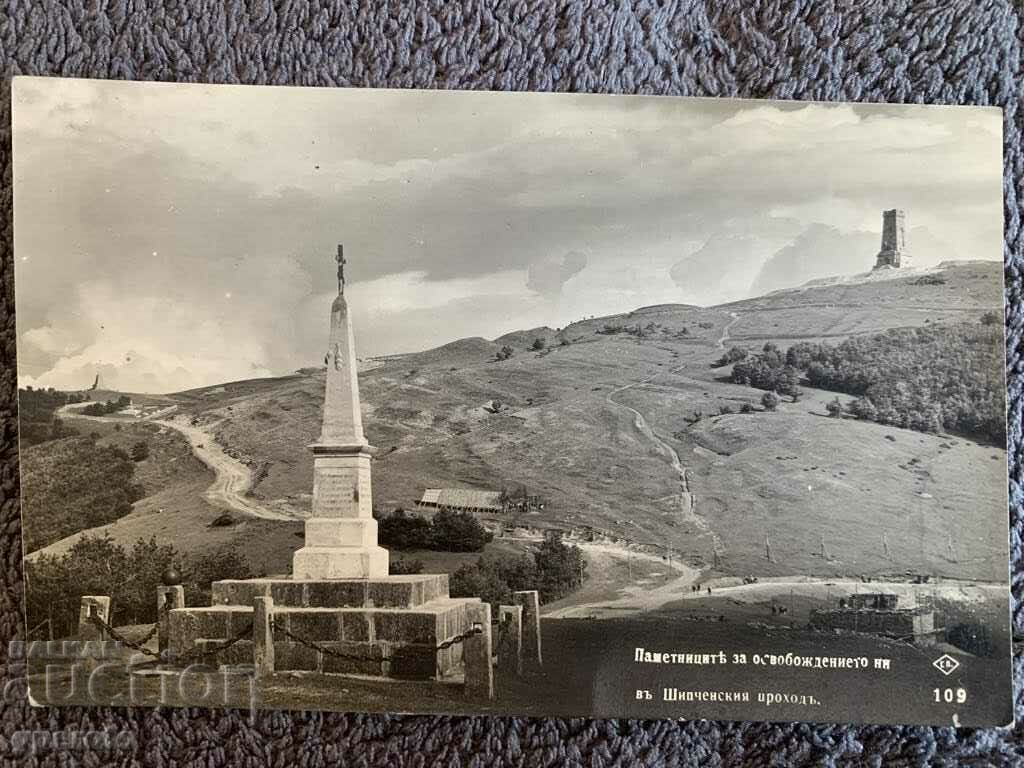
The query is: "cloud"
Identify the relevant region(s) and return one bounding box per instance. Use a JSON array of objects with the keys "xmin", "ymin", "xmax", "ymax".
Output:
[
  {"xmin": 526, "ymin": 251, "xmax": 588, "ymax": 296},
  {"xmin": 11, "ymin": 79, "xmax": 1002, "ymax": 391},
  {"xmin": 750, "ymin": 224, "xmax": 959, "ymax": 296},
  {"xmin": 670, "ymin": 219, "xmax": 803, "ymax": 306}
]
